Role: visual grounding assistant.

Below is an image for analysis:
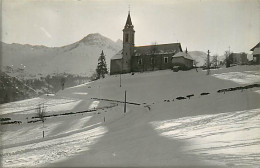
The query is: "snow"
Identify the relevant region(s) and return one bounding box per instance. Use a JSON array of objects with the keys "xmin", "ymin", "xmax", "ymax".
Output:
[
  {"xmin": 0, "ymin": 97, "xmax": 81, "ymax": 115},
  {"xmin": 255, "ymin": 90, "xmax": 260, "ymax": 94},
  {"xmin": 63, "ymin": 116, "xmax": 92, "ymax": 133},
  {"xmin": 73, "ymin": 92, "xmax": 88, "ymax": 95},
  {"xmin": 2, "ymin": 122, "xmax": 61, "ymax": 146},
  {"xmin": 212, "ymin": 71, "xmax": 260, "ymax": 84},
  {"xmin": 67, "ymin": 82, "xmax": 92, "ymax": 89},
  {"xmin": 88, "ymin": 101, "xmax": 100, "ymax": 110},
  {"xmin": 1, "ymin": 65, "xmax": 260, "ymax": 167},
  {"xmin": 2, "ymin": 126, "xmax": 108, "ymax": 167},
  {"xmin": 150, "ymin": 108, "xmax": 260, "ymax": 166}
]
